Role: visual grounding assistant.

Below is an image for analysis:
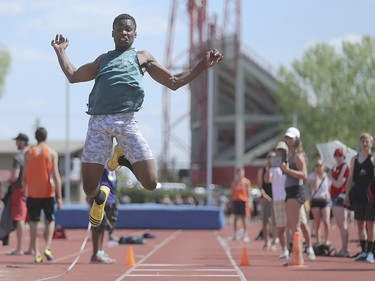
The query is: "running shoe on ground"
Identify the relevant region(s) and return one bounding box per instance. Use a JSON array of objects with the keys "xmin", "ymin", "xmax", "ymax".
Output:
[
  {"xmin": 354, "ymin": 252, "xmax": 367, "ymax": 262},
  {"xmin": 366, "ymin": 252, "xmax": 374, "ymax": 263},
  {"xmin": 269, "ymin": 244, "xmax": 277, "ymax": 252},
  {"xmin": 89, "ymin": 186, "xmax": 110, "ymax": 227},
  {"xmin": 306, "ymin": 248, "xmax": 316, "ymax": 261},
  {"xmin": 34, "ymin": 255, "xmax": 43, "ymax": 263},
  {"xmin": 7, "ymin": 250, "xmax": 23, "ymax": 255},
  {"xmin": 107, "ymin": 145, "xmax": 124, "ymax": 171},
  {"xmin": 279, "ymin": 250, "xmax": 289, "ymax": 259},
  {"xmin": 334, "ymin": 250, "xmax": 349, "ymax": 257},
  {"xmin": 24, "ymin": 250, "xmax": 34, "ymax": 255},
  {"xmin": 90, "ymin": 254, "xmax": 116, "ymax": 264},
  {"xmin": 263, "ymin": 241, "xmax": 272, "ymax": 251},
  {"xmin": 231, "ymin": 234, "xmax": 238, "ymax": 241},
  {"xmin": 44, "ymin": 248, "xmax": 54, "ymax": 261},
  {"xmin": 97, "ymin": 250, "xmax": 108, "ymax": 258}
]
